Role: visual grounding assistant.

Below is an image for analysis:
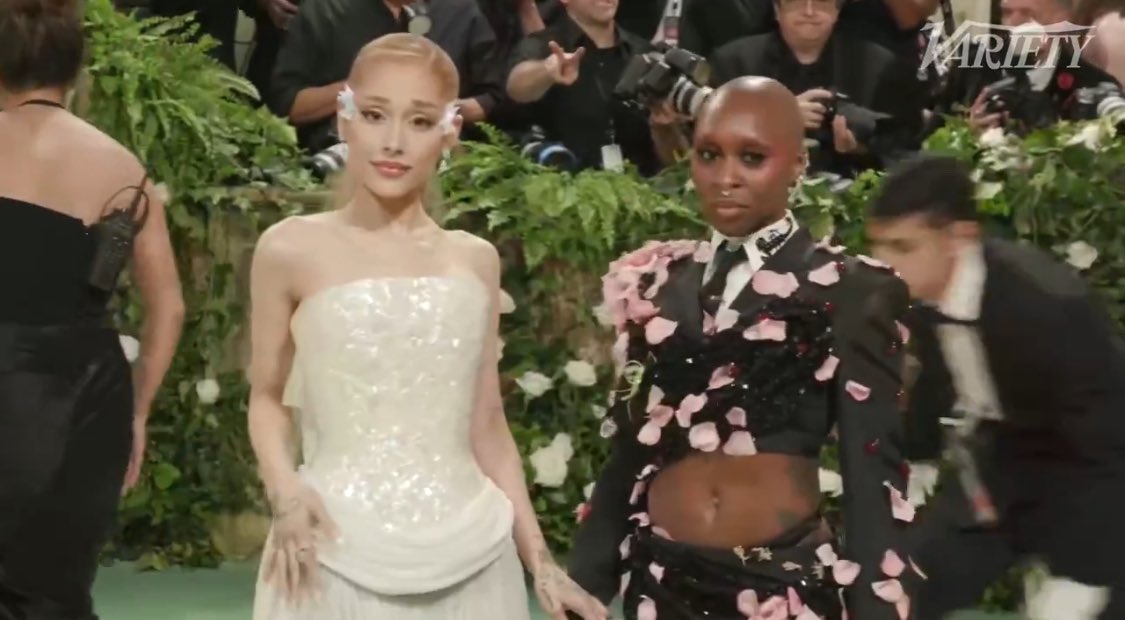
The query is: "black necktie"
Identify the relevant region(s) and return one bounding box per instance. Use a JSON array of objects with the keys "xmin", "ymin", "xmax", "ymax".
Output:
[{"xmin": 700, "ymin": 241, "xmax": 748, "ymax": 317}]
